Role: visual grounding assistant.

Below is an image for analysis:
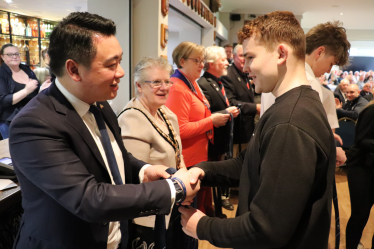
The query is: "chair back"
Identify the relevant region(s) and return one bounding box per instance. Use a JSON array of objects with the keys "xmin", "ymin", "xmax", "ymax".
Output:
[{"xmin": 336, "ymin": 117, "xmax": 356, "ymax": 150}]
